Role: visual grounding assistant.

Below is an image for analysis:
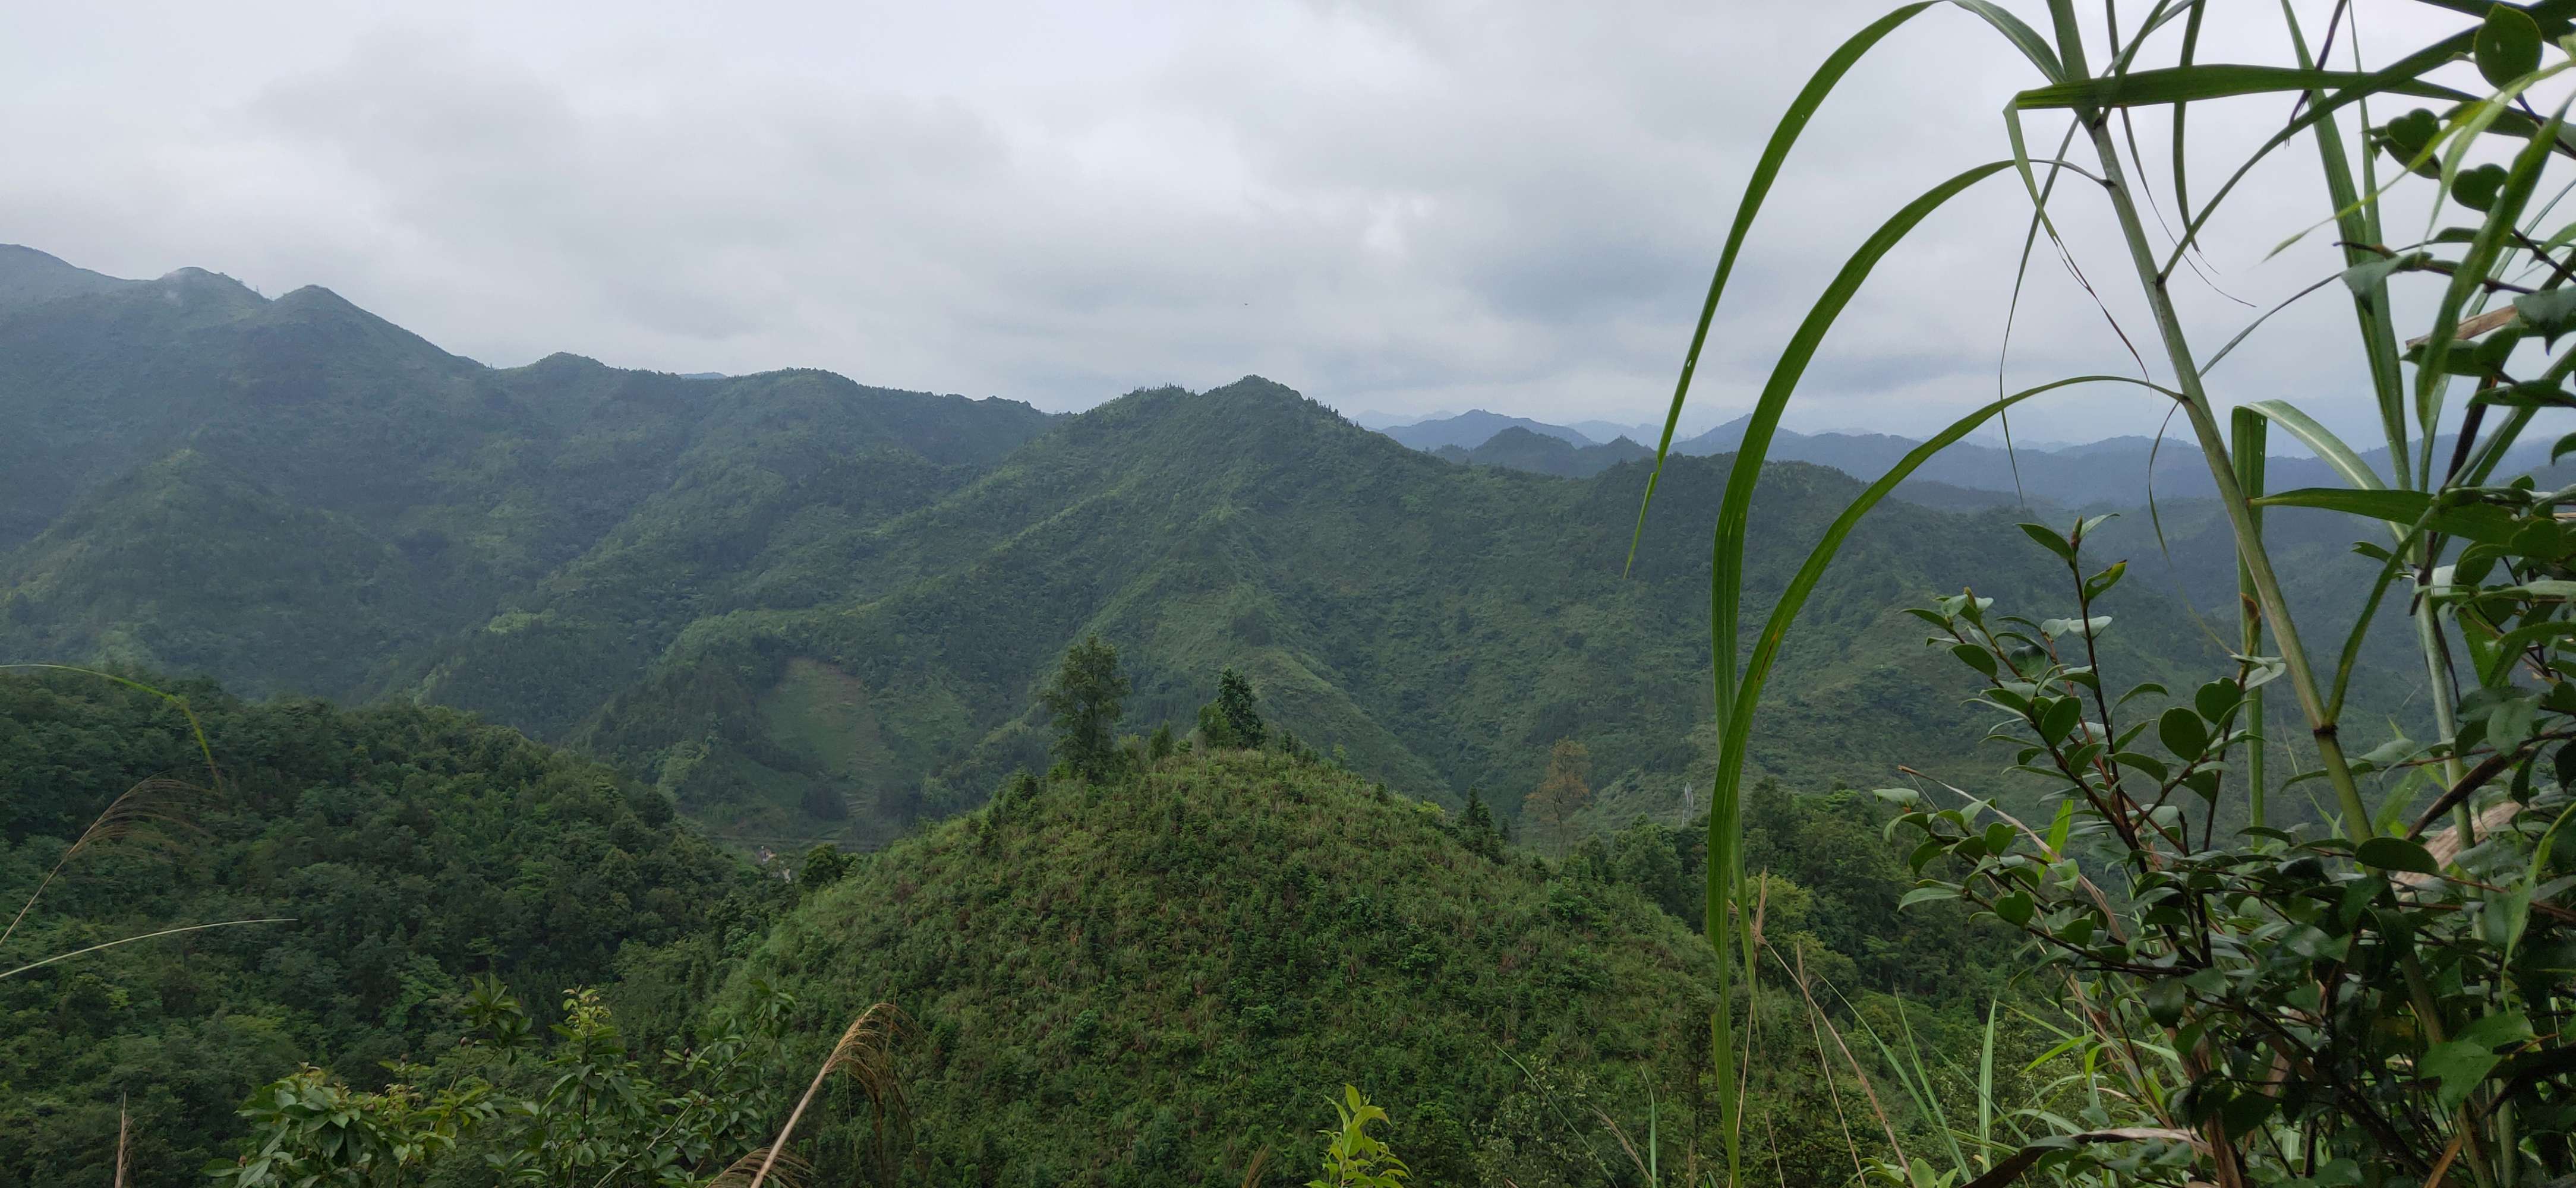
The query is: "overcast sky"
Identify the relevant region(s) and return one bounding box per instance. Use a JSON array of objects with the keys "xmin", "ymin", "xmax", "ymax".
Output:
[{"xmin": 0, "ymin": 1, "xmax": 2530, "ymax": 443}]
